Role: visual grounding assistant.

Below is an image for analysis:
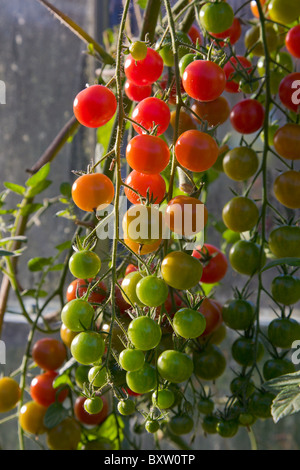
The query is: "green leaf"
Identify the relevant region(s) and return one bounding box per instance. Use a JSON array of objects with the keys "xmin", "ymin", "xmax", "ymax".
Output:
[
  {"xmin": 97, "ymin": 116, "xmax": 116, "ymax": 156},
  {"xmin": 21, "ymin": 289, "xmax": 48, "ymax": 298},
  {"xmin": 25, "ymin": 163, "xmax": 50, "ymax": 188},
  {"xmin": 27, "ymin": 257, "xmax": 52, "ymax": 272},
  {"xmin": 262, "ymin": 258, "xmax": 300, "ymax": 272},
  {"xmin": 19, "ymin": 203, "xmax": 43, "ymax": 216},
  {"xmin": 3, "ymin": 182, "xmax": 26, "ymax": 195},
  {"xmin": 0, "ymin": 236, "xmax": 27, "ymax": 246},
  {"xmin": 53, "ymin": 373, "xmax": 74, "ymax": 390},
  {"xmin": 96, "ymin": 413, "xmax": 124, "ymax": 449},
  {"xmin": 44, "ymin": 402, "xmax": 69, "ymax": 430},
  {"xmin": 271, "ymin": 386, "xmax": 300, "ymax": 423},
  {"xmin": 60, "ymin": 182, "xmax": 72, "ymax": 198},
  {"xmin": 55, "ymin": 240, "xmax": 72, "ymax": 252},
  {"xmin": 137, "ymin": 0, "xmax": 148, "ymax": 8},
  {"xmin": 49, "ymin": 263, "xmax": 65, "ymax": 271},
  {"xmin": 27, "ymin": 179, "xmax": 52, "ymax": 197},
  {"xmin": 0, "ymin": 249, "xmax": 19, "ymax": 257}
]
